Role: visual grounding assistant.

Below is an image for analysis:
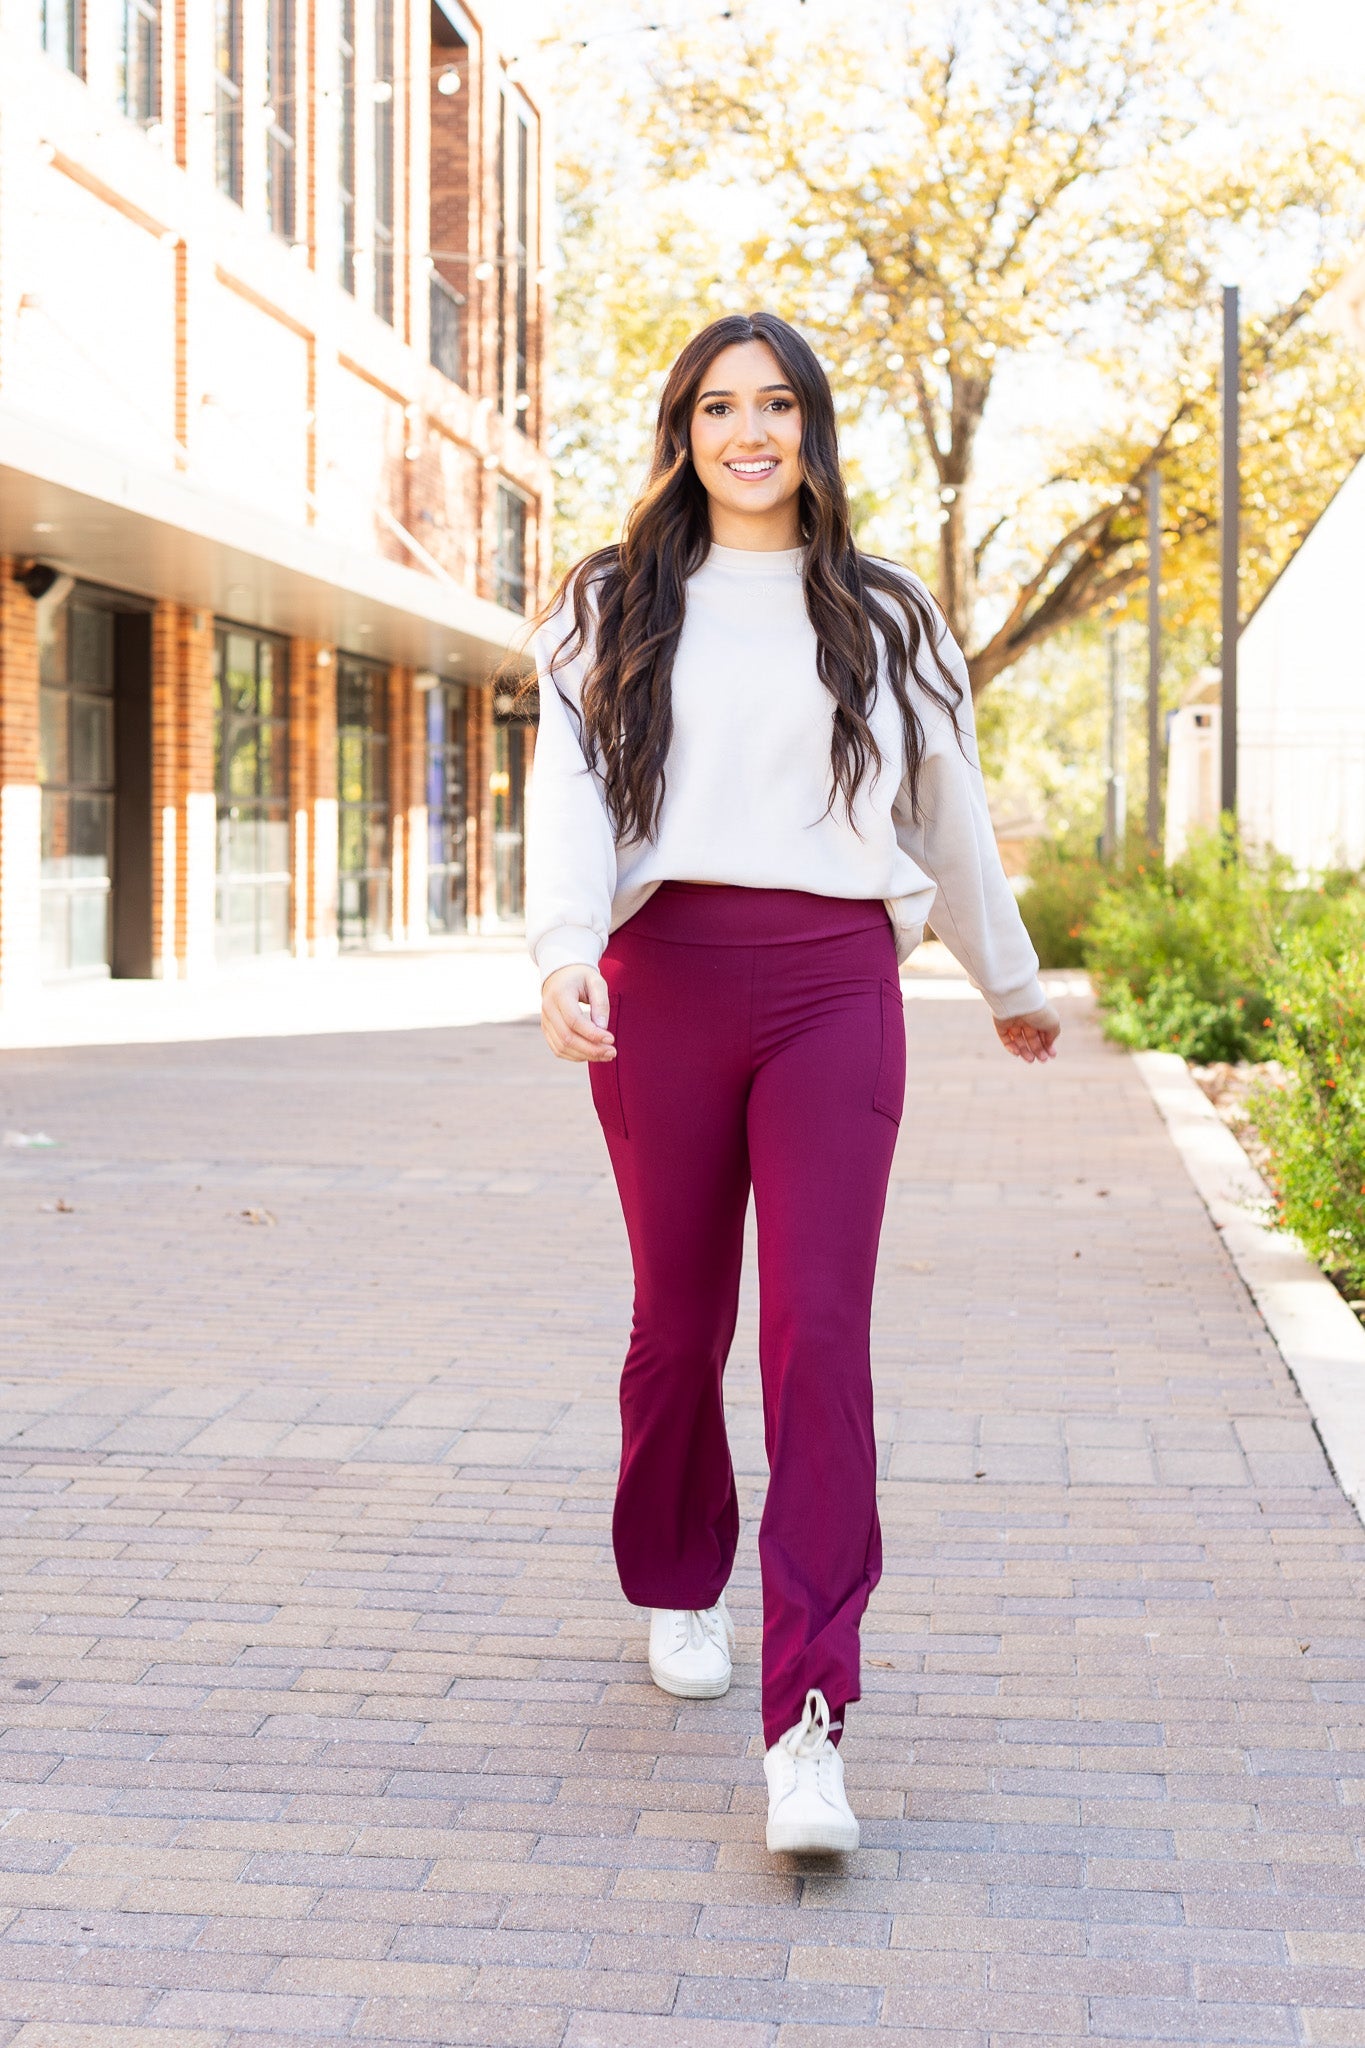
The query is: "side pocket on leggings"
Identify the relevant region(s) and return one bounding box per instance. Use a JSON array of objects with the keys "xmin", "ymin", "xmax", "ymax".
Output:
[
  {"xmin": 589, "ymin": 991, "xmax": 628, "ymax": 1140},
  {"xmin": 873, "ymin": 980, "xmax": 906, "ymax": 1124}
]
